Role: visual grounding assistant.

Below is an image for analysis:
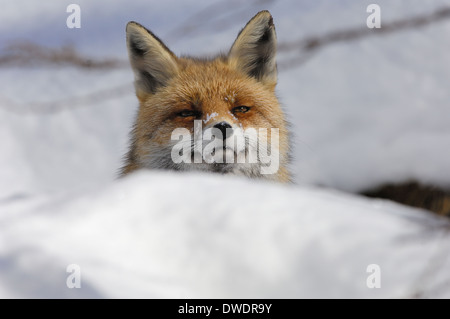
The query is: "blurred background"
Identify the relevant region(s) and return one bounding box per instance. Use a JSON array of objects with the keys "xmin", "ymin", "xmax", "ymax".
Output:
[
  {"xmin": 2, "ymin": 0, "xmax": 450, "ymax": 299},
  {"xmin": 1, "ymin": 0, "xmax": 450, "ymax": 199}
]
